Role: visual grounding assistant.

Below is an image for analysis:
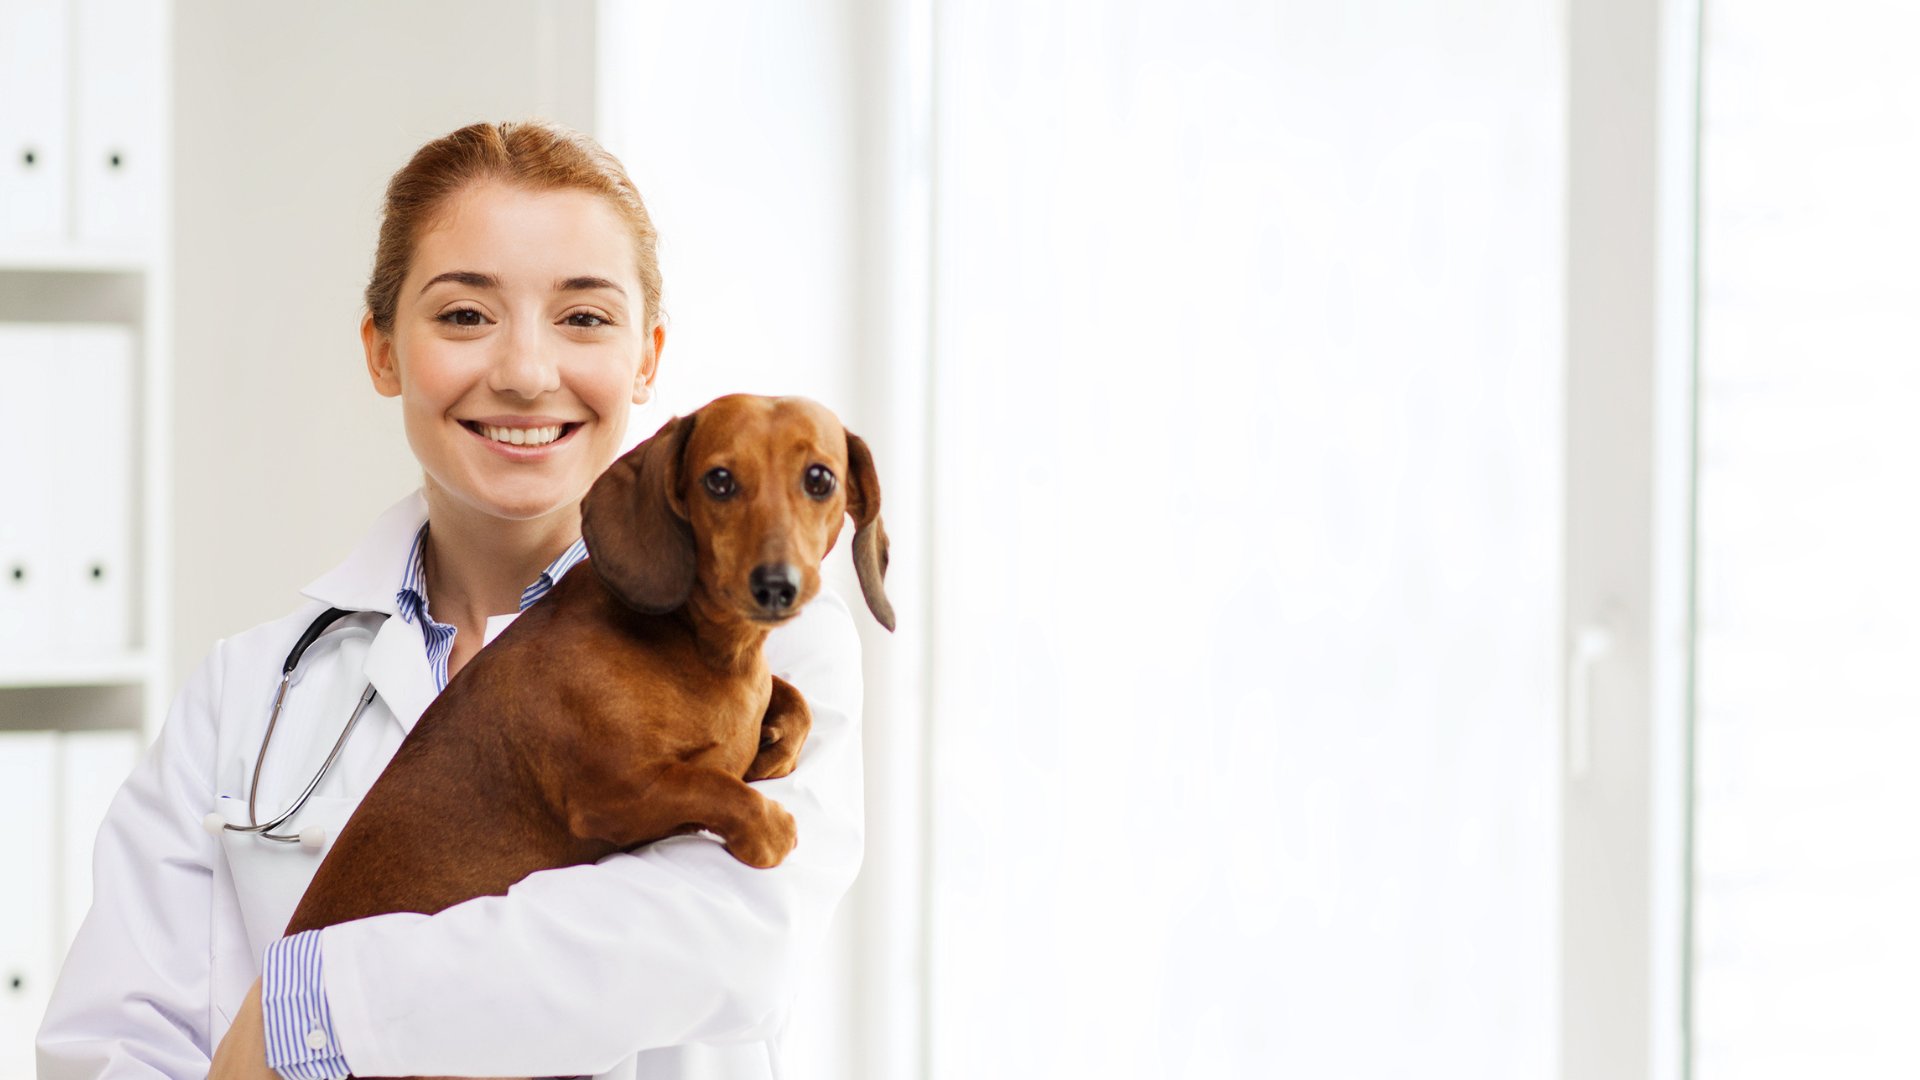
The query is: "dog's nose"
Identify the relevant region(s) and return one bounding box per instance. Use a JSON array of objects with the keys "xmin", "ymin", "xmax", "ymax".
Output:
[{"xmin": 749, "ymin": 563, "xmax": 801, "ymax": 613}]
